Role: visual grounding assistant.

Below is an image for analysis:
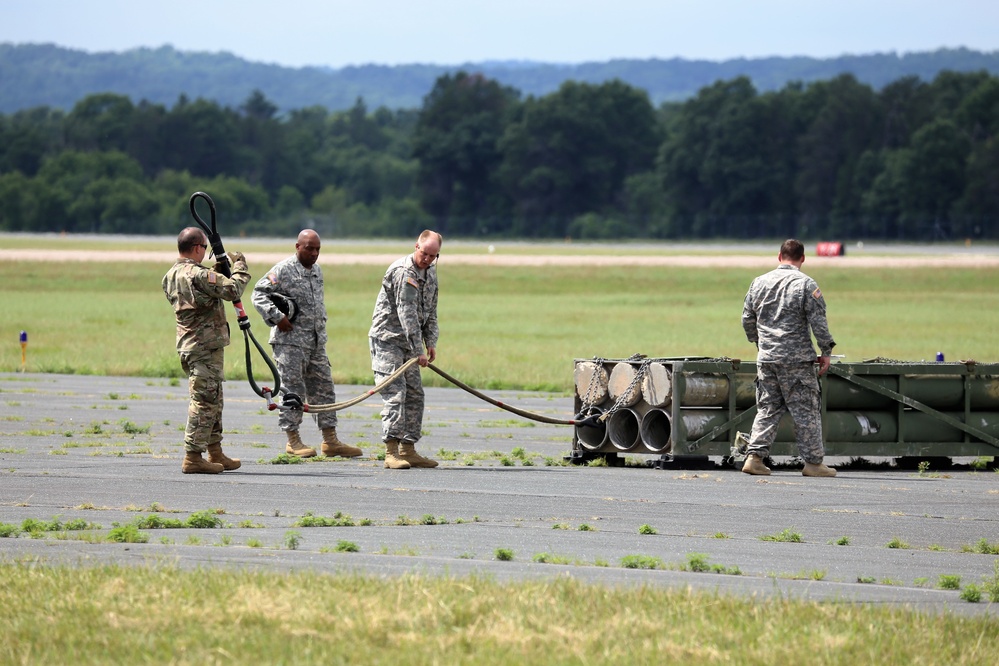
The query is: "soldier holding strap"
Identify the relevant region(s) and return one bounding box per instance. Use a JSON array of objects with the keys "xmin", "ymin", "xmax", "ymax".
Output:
[
  {"xmin": 162, "ymin": 227, "xmax": 249, "ymax": 474},
  {"xmin": 251, "ymin": 229, "xmax": 362, "ymax": 460},
  {"xmin": 369, "ymin": 230, "xmax": 442, "ymax": 469}
]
